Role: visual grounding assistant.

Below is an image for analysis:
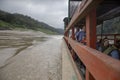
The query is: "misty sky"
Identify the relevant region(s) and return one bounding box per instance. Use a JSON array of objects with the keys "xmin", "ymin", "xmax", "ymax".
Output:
[{"xmin": 0, "ymin": 0, "xmax": 68, "ymax": 29}]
